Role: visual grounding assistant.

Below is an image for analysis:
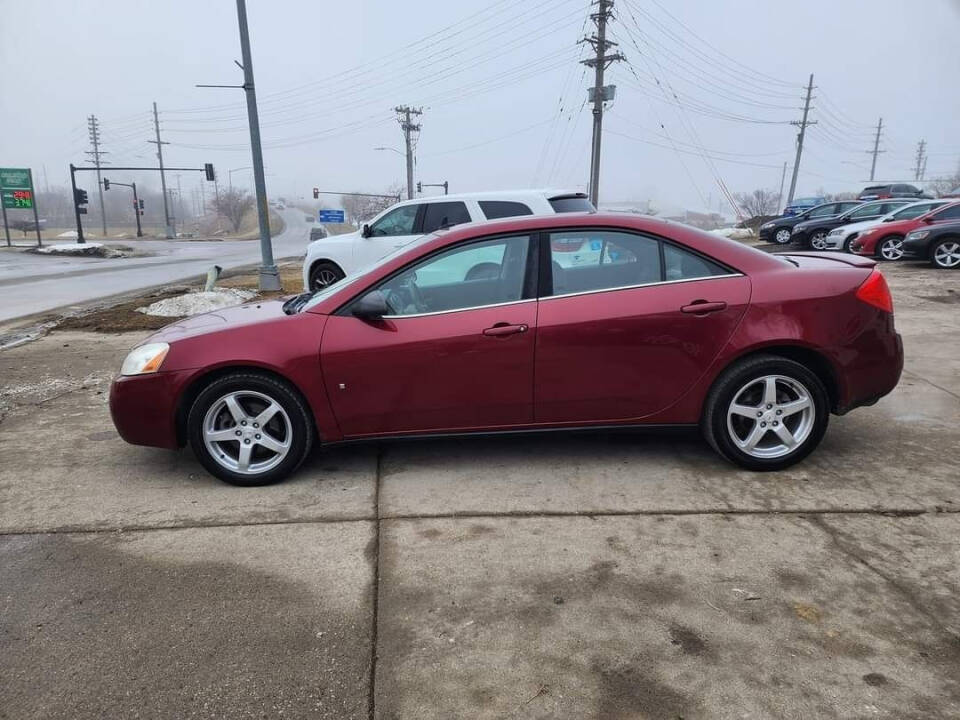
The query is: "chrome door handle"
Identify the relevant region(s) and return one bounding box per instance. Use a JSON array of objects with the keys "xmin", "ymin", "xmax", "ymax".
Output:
[{"xmin": 482, "ymin": 323, "xmax": 528, "ymax": 337}]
